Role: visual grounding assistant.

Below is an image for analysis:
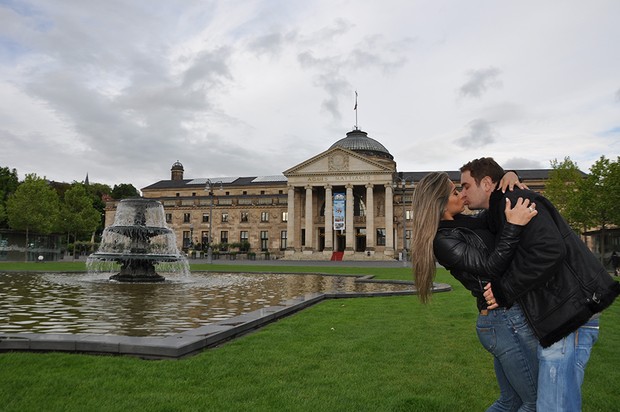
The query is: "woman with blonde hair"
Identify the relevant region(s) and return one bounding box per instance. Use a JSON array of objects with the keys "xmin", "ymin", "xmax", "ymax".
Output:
[{"xmin": 411, "ymin": 171, "xmax": 539, "ymax": 412}]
